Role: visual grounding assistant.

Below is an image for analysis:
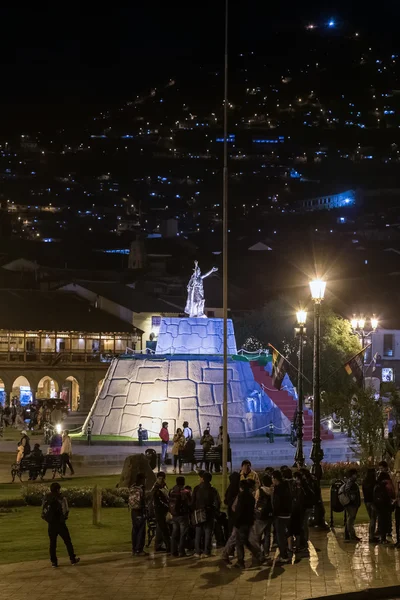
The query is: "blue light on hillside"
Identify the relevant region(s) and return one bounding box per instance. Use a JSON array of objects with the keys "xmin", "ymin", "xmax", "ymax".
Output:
[{"xmin": 328, "ymin": 20, "xmax": 335, "ymax": 27}]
